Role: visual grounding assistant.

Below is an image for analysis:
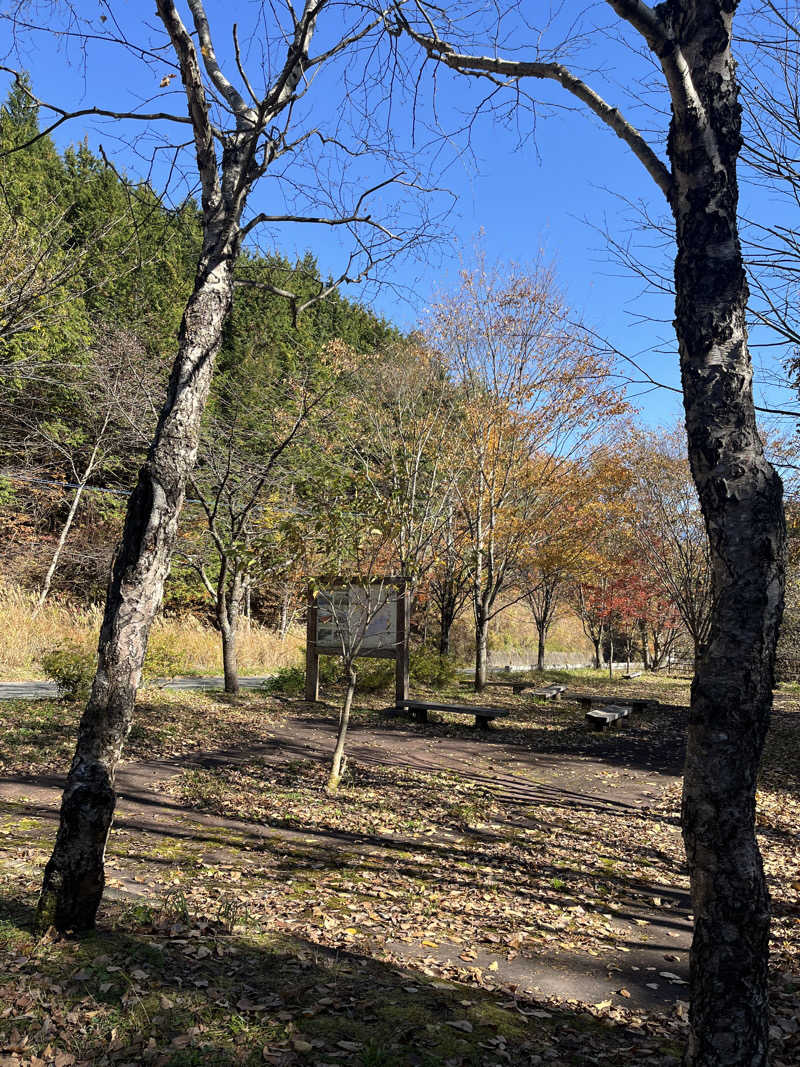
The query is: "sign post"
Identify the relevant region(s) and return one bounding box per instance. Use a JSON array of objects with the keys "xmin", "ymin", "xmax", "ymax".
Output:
[
  {"xmin": 305, "ymin": 587, "xmax": 320, "ymax": 702},
  {"xmin": 396, "ymin": 579, "xmax": 410, "ymax": 706},
  {"xmin": 305, "ymin": 578, "xmax": 409, "ymax": 703}
]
